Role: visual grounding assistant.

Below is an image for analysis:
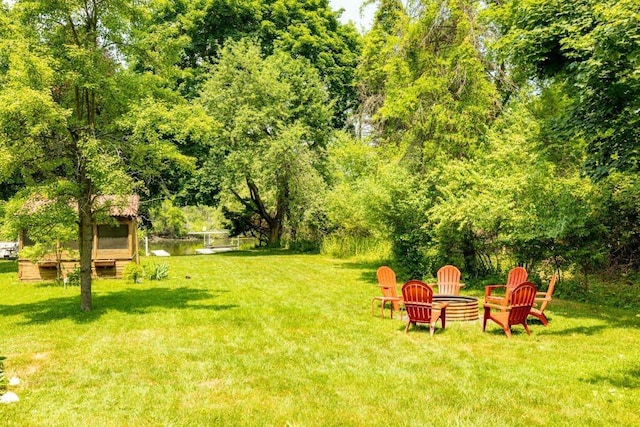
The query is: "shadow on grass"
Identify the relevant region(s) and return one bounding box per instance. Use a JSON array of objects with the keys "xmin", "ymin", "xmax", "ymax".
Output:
[
  {"xmin": 583, "ymin": 366, "xmax": 640, "ymax": 389},
  {"xmin": 340, "ymin": 260, "xmax": 390, "ymax": 285},
  {"xmin": 0, "ymin": 260, "xmax": 18, "ymax": 274},
  {"xmin": 0, "ymin": 286, "xmax": 236, "ymax": 325},
  {"xmin": 535, "ymin": 324, "xmax": 609, "ymax": 336},
  {"xmin": 216, "ymin": 248, "xmax": 304, "ymax": 258}
]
